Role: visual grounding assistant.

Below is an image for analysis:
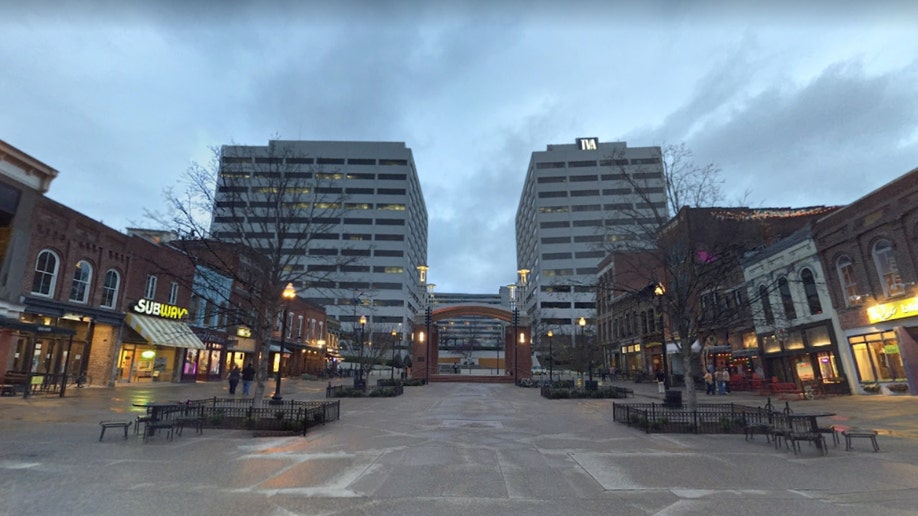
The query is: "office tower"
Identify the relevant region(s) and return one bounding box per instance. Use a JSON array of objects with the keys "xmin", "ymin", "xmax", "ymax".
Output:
[
  {"xmin": 515, "ymin": 138, "xmax": 665, "ymax": 341},
  {"xmin": 211, "ymin": 140, "xmax": 428, "ymax": 344}
]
